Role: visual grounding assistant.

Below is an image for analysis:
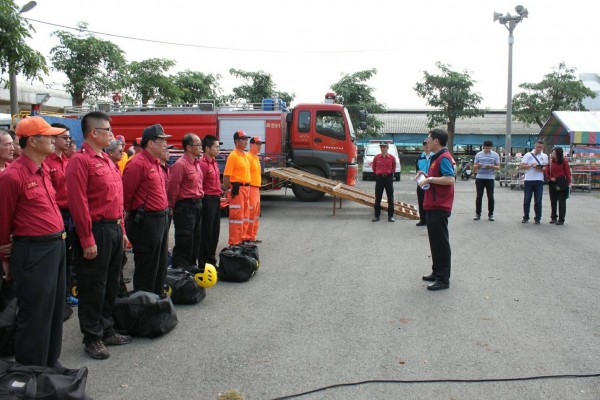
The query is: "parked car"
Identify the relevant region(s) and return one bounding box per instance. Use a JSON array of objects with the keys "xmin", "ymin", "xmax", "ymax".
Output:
[{"xmin": 362, "ymin": 141, "xmax": 401, "ymax": 181}]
